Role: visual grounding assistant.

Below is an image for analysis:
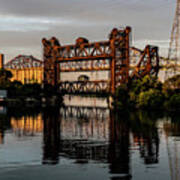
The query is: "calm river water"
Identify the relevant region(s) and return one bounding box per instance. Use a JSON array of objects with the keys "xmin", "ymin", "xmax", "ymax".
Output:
[{"xmin": 0, "ymin": 96, "xmax": 179, "ymax": 180}]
